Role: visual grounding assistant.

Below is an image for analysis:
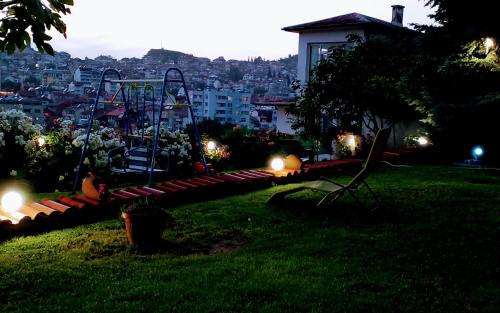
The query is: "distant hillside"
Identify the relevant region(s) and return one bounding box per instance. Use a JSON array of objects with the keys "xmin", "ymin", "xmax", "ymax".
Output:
[
  {"xmin": 144, "ymin": 48, "xmax": 297, "ymax": 65},
  {"xmin": 143, "ymin": 49, "xmax": 195, "ymax": 62},
  {"xmin": 278, "ymin": 54, "xmax": 298, "ymax": 71}
]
